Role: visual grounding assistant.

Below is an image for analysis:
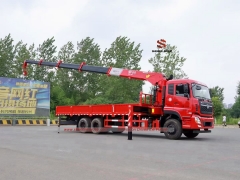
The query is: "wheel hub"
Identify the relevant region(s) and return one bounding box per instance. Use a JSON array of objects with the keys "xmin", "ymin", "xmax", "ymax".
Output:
[
  {"xmin": 167, "ymin": 124, "xmax": 176, "ymax": 134},
  {"xmin": 80, "ymin": 122, "xmax": 86, "ymax": 128},
  {"xmin": 93, "ymin": 122, "xmax": 100, "ymax": 131}
]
